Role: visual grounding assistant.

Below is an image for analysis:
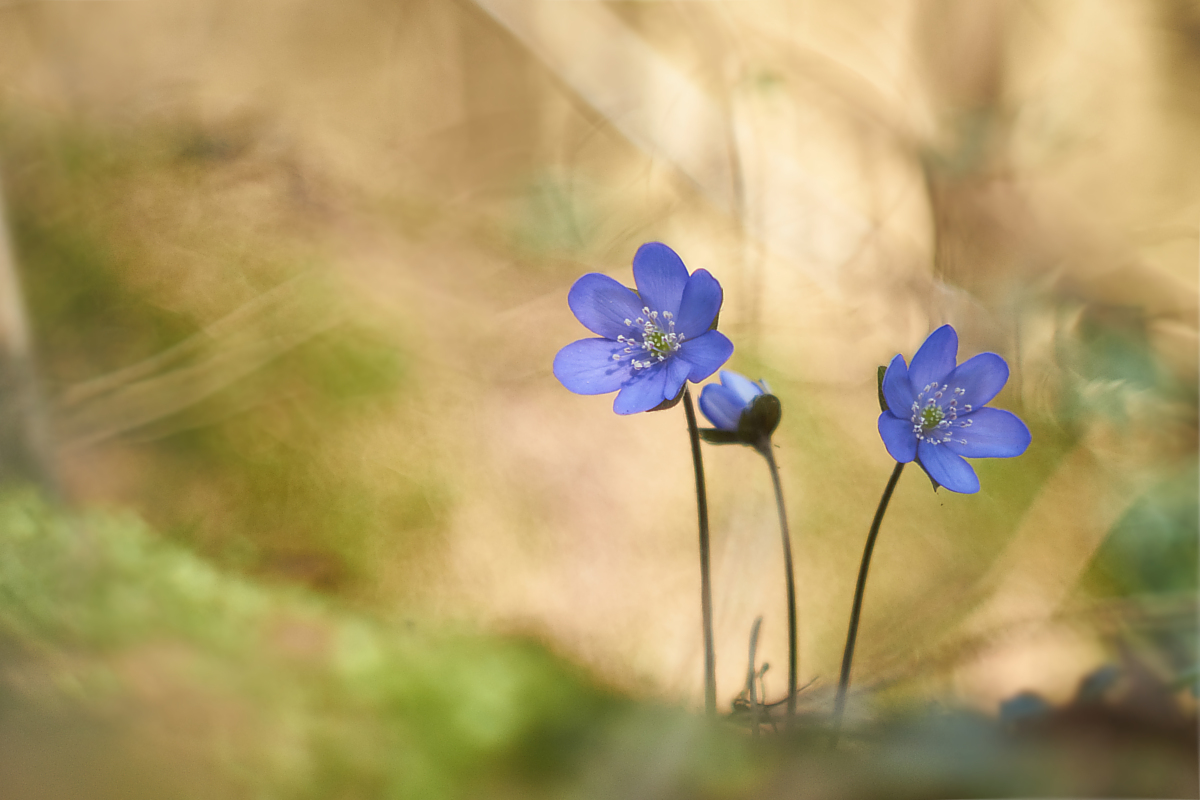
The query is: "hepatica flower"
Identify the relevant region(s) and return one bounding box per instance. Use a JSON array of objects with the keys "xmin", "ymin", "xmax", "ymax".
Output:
[
  {"xmin": 698, "ymin": 371, "xmax": 781, "ymax": 448},
  {"xmin": 553, "ymin": 243, "xmax": 734, "ymax": 414},
  {"xmin": 834, "ymin": 325, "xmax": 1033, "ymax": 739},
  {"xmin": 700, "ymin": 370, "xmax": 799, "ymax": 725},
  {"xmin": 553, "ymin": 241, "xmax": 734, "ymax": 714},
  {"xmin": 699, "ymin": 371, "xmax": 769, "ymax": 429},
  {"xmin": 878, "ymin": 324, "xmax": 1031, "ymax": 494}
]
